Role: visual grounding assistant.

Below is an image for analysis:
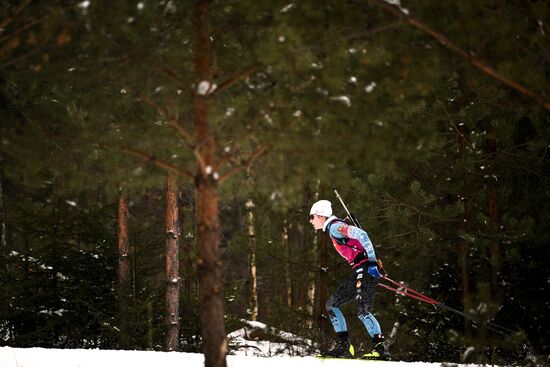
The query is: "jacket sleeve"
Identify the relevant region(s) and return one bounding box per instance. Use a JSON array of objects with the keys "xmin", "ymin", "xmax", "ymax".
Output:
[
  {"xmin": 328, "ymin": 222, "xmax": 347, "ymax": 241},
  {"xmin": 346, "ymin": 225, "xmax": 377, "ymax": 262}
]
